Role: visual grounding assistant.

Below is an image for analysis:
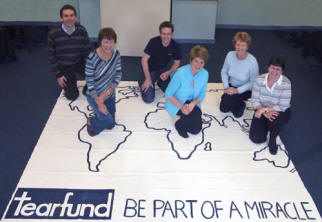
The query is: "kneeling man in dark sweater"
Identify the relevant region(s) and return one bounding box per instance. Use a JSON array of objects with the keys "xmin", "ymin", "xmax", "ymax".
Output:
[
  {"xmin": 47, "ymin": 4, "xmax": 90, "ymax": 100},
  {"xmin": 138, "ymin": 21, "xmax": 182, "ymax": 103}
]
